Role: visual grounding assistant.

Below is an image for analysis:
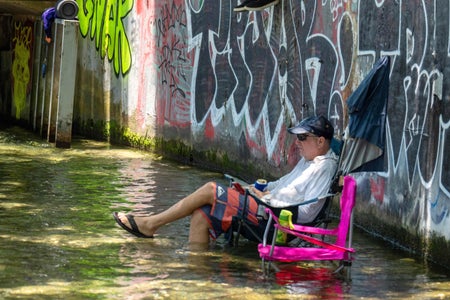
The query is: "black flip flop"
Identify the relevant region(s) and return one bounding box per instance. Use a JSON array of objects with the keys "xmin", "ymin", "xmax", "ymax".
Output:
[{"xmin": 113, "ymin": 212, "xmax": 153, "ymax": 238}]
